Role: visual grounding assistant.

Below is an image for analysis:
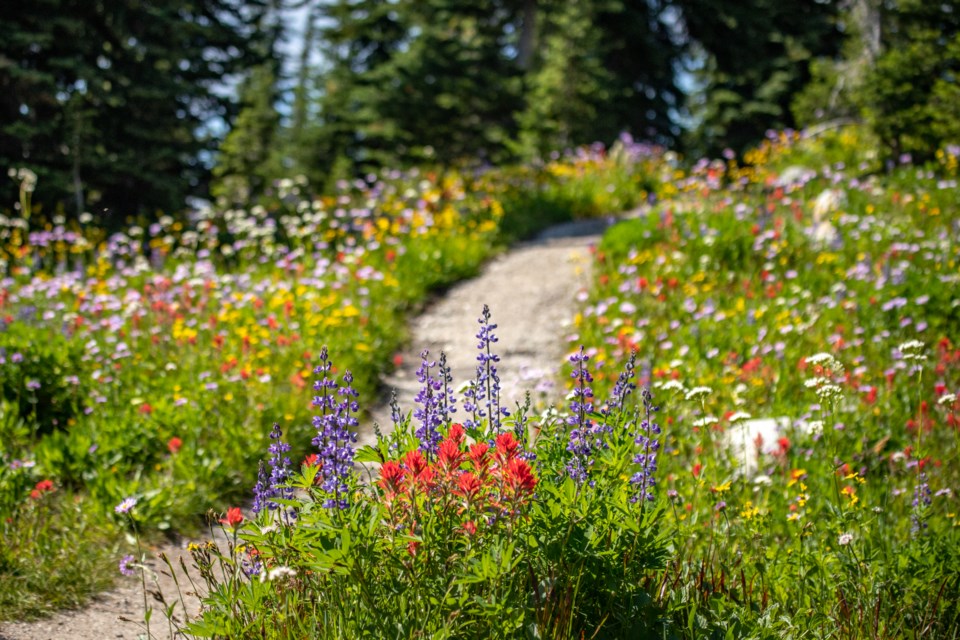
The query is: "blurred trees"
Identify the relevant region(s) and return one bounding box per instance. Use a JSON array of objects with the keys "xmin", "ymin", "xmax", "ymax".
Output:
[
  {"xmin": 675, "ymin": 0, "xmax": 843, "ymax": 155},
  {"xmin": 0, "ymin": 0, "xmax": 273, "ymax": 222},
  {"xmin": 2, "ymin": 0, "xmax": 958, "ymax": 217}
]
